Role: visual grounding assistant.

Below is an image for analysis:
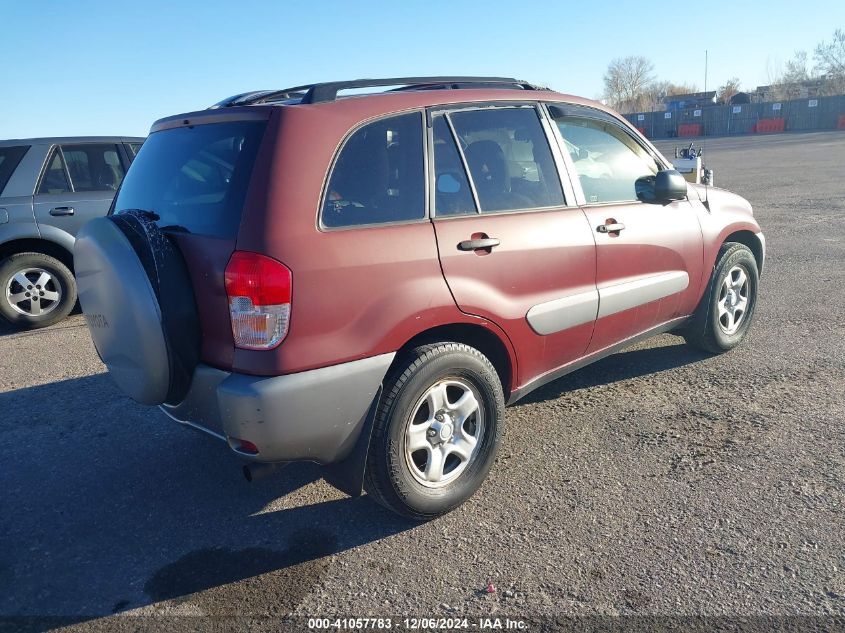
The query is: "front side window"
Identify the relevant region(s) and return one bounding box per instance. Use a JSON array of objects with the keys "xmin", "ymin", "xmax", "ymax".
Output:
[
  {"xmin": 322, "ymin": 112, "xmax": 425, "ymax": 228},
  {"xmin": 61, "ymin": 144, "xmax": 126, "ymax": 191},
  {"xmin": 38, "ymin": 150, "xmax": 71, "ymax": 194},
  {"xmin": 548, "ymin": 107, "xmax": 659, "ymax": 204},
  {"xmin": 447, "ymin": 107, "xmax": 564, "ymax": 213}
]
